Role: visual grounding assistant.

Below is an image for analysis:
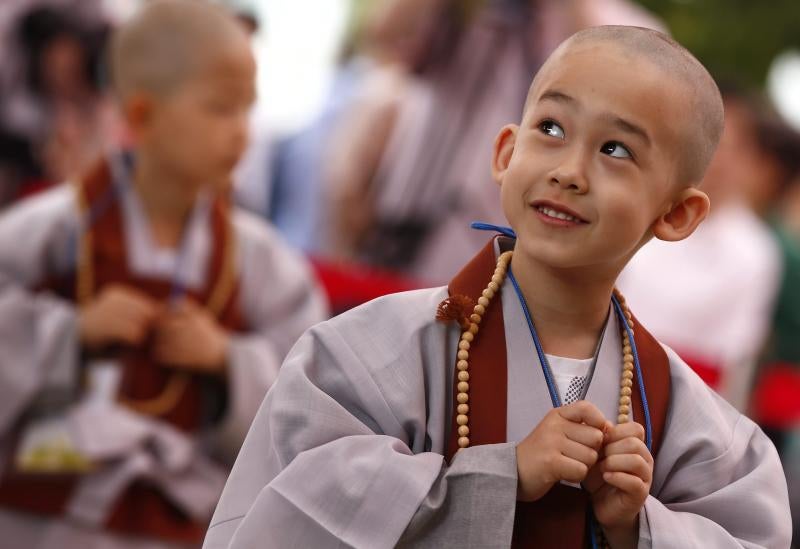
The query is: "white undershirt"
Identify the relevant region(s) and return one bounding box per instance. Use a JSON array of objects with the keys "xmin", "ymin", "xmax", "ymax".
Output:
[{"xmin": 545, "ymin": 354, "xmax": 593, "ymax": 405}]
